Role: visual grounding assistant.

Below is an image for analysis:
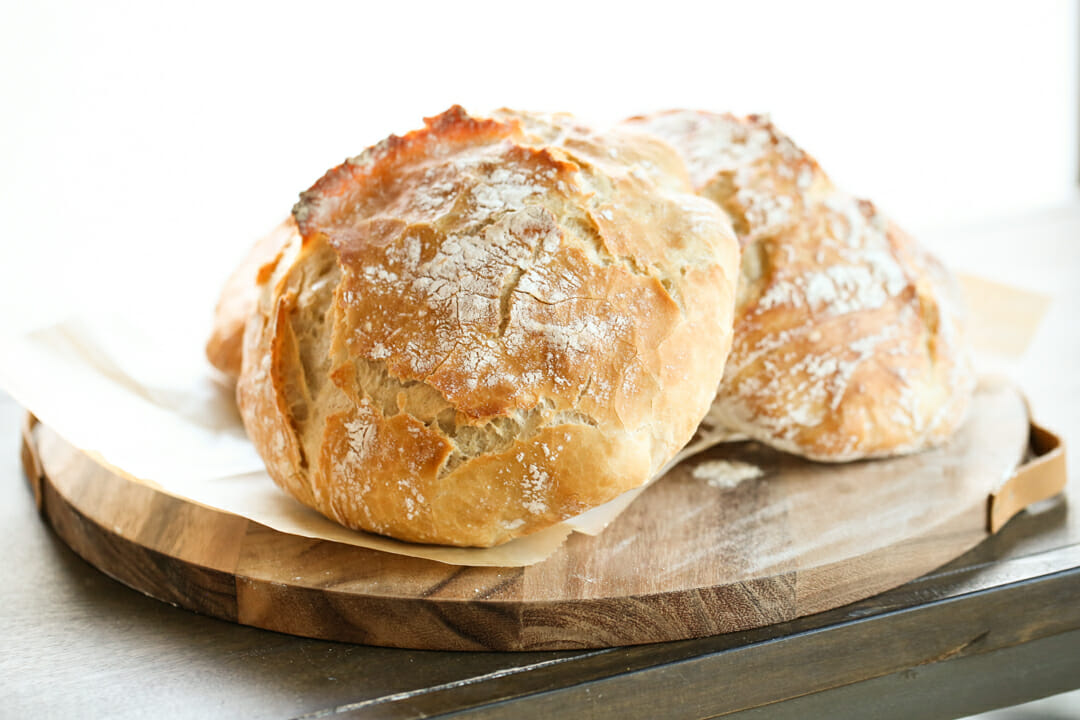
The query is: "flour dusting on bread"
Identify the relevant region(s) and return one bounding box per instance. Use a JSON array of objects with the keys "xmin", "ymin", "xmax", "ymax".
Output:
[
  {"xmin": 624, "ymin": 110, "xmax": 973, "ymax": 462},
  {"xmin": 236, "ymin": 106, "xmax": 741, "ymax": 546}
]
